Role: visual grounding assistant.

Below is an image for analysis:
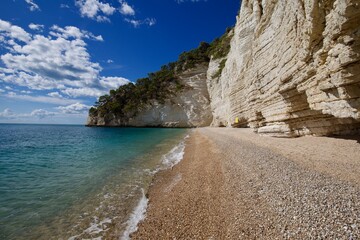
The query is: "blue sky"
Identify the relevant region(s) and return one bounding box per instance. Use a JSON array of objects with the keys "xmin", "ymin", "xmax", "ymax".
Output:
[{"xmin": 0, "ymin": 0, "xmax": 240, "ymax": 124}]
